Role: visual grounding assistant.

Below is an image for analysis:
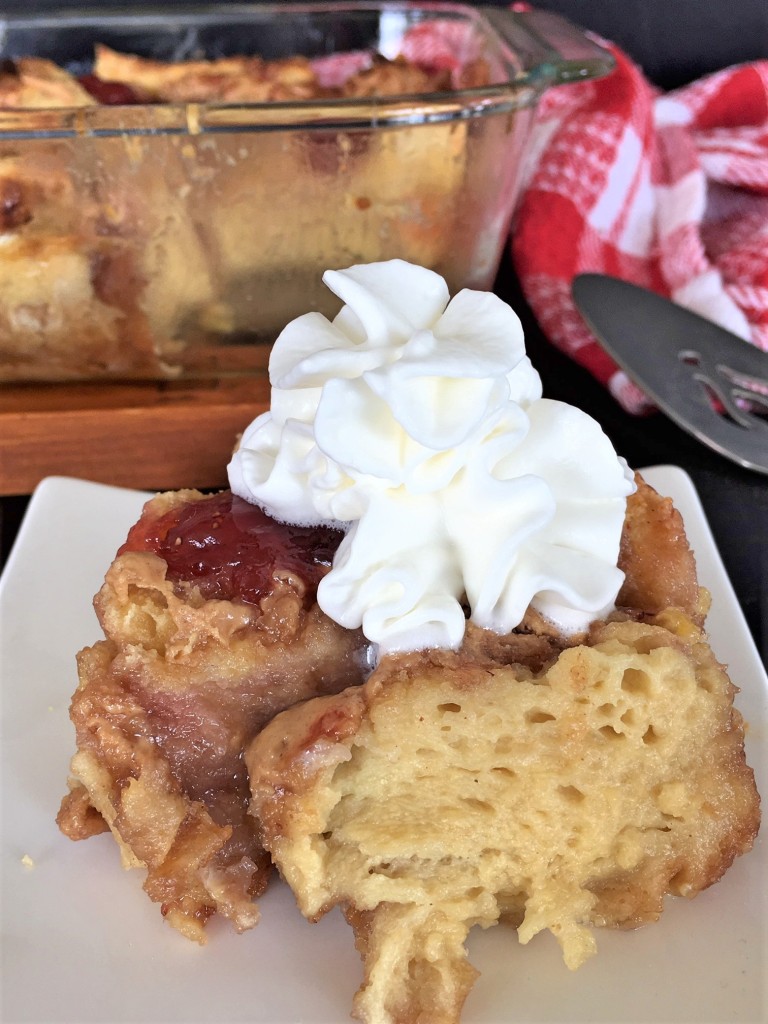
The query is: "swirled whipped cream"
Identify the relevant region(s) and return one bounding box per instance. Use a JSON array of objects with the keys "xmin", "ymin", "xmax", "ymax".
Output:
[{"xmin": 228, "ymin": 260, "xmax": 635, "ymax": 654}]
